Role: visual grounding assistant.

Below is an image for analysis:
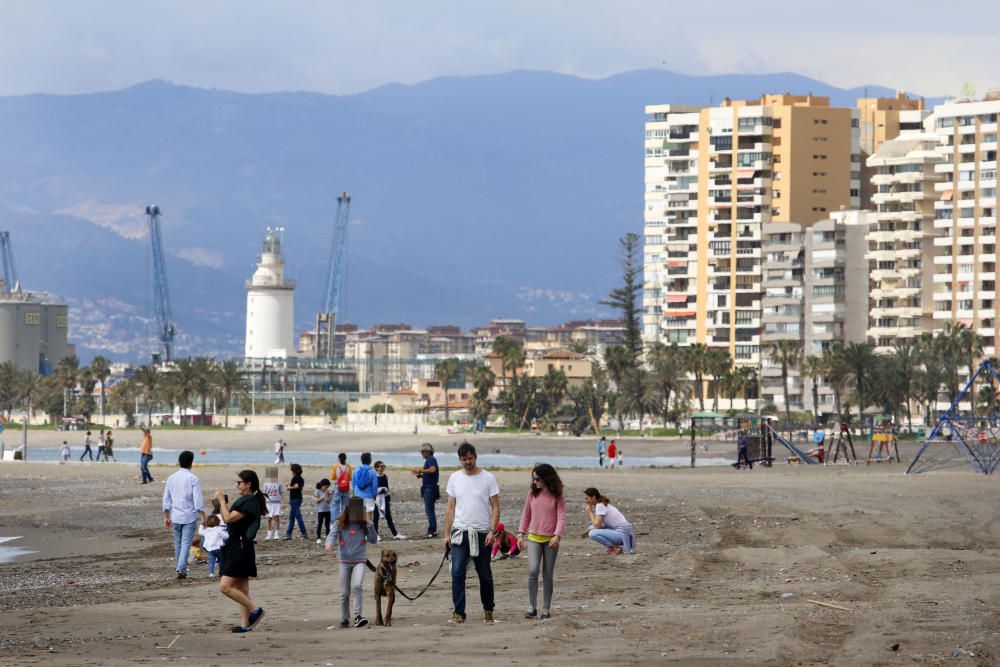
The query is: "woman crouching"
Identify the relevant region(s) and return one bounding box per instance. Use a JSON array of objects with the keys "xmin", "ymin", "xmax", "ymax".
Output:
[{"xmin": 583, "ymin": 487, "xmax": 636, "ymax": 555}]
